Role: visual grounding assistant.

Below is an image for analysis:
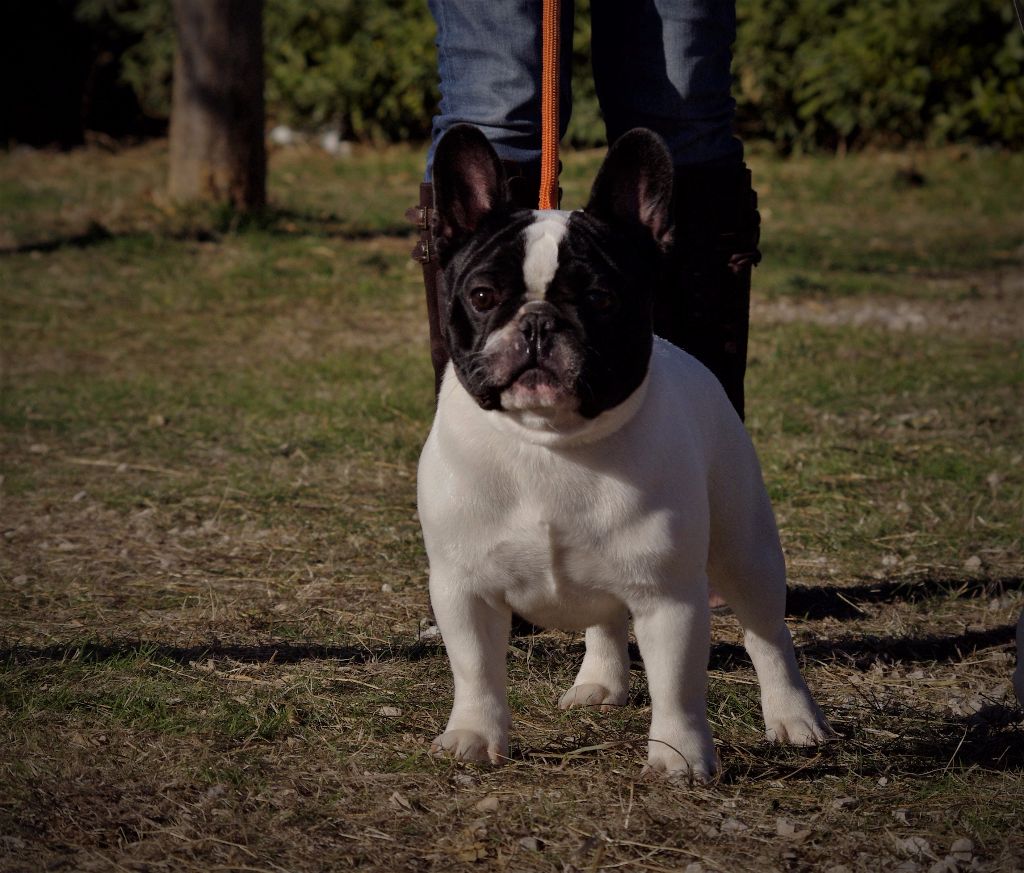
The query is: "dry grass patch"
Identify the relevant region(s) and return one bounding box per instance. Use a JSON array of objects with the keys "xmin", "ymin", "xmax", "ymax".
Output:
[{"xmin": 2, "ymin": 141, "xmax": 1022, "ymax": 872}]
